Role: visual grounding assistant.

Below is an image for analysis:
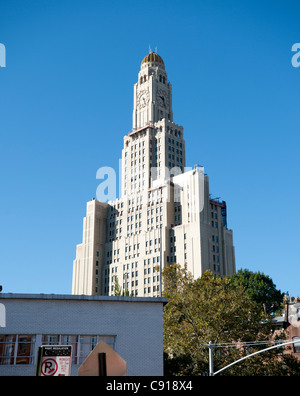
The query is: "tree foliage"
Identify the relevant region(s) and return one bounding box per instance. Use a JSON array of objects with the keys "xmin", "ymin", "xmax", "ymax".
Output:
[
  {"xmin": 113, "ymin": 276, "xmax": 122, "ymax": 296},
  {"xmin": 228, "ymin": 269, "xmax": 284, "ymax": 314},
  {"xmin": 162, "ymin": 265, "xmax": 300, "ymax": 376},
  {"xmin": 113, "ymin": 276, "xmax": 130, "ymax": 296}
]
